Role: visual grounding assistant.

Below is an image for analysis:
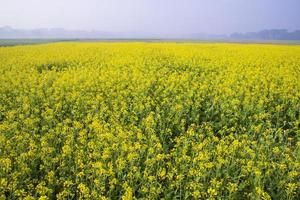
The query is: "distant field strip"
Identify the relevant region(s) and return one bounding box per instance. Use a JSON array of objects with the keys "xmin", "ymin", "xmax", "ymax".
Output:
[{"xmin": 0, "ymin": 39, "xmax": 66, "ymax": 46}]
